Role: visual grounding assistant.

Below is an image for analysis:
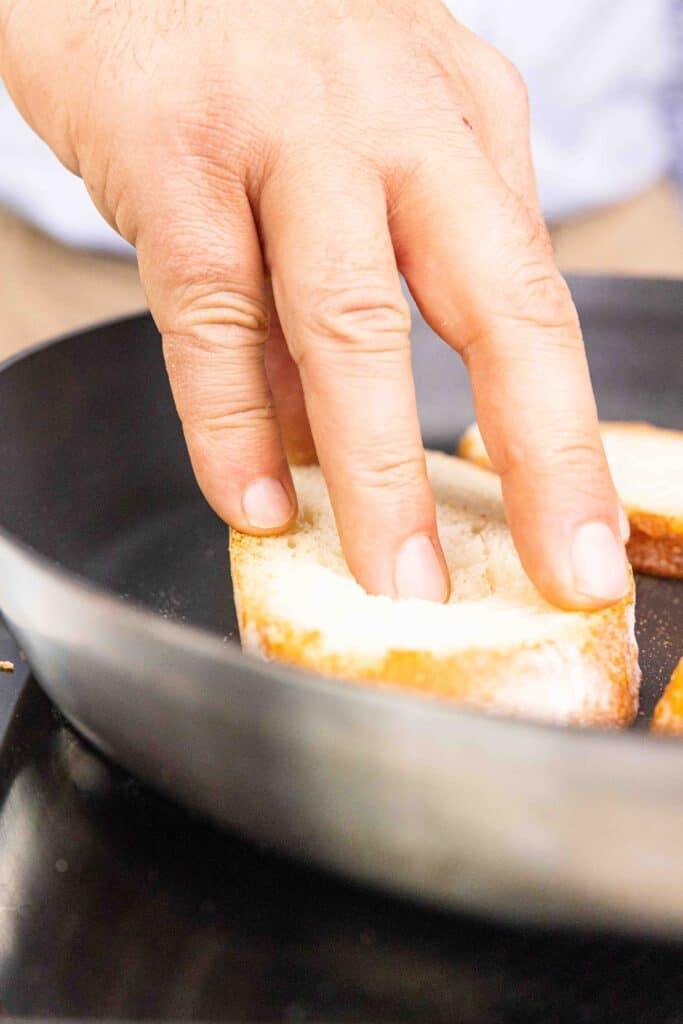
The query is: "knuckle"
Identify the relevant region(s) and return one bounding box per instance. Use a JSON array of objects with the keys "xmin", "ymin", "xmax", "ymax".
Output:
[
  {"xmin": 192, "ymin": 401, "xmax": 276, "ymax": 443},
  {"xmin": 500, "ymin": 431, "xmax": 607, "ymax": 484},
  {"xmin": 148, "ymin": 79, "xmax": 268, "ymax": 198},
  {"xmin": 162, "ymin": 283, "xmax": 269, "ymax": 347},
  {"xmin": 549, "ymin": 437, "xmax": 608, "ymax": 470},
  {"xmin": 497, "ymin": 261, "xmax": 578, "ymax": 334},
  {"xmin": 504, "ymin": 194, "xmax": 554, "ymax": 255},
  {"xmin": 300, "ymin": 283, "xmax": 411, "ymax": 354},
  {"xmin": 490, "ymin": 53, "xmax": 529, "ymax": 118},
  {"xmin": 155, "ymin": 85, "xmax": 252, "ymax": 163},
  {"xmin": 540, "ymin": 436, "xmax": 606, "ymax": 476},
  {"xmin": 351, "ymin": 447, "xmax": 427, "ymax": 495},
  {"xmin": 471, "ymin": 39, "xmax": 530, "ymax": 125}
]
